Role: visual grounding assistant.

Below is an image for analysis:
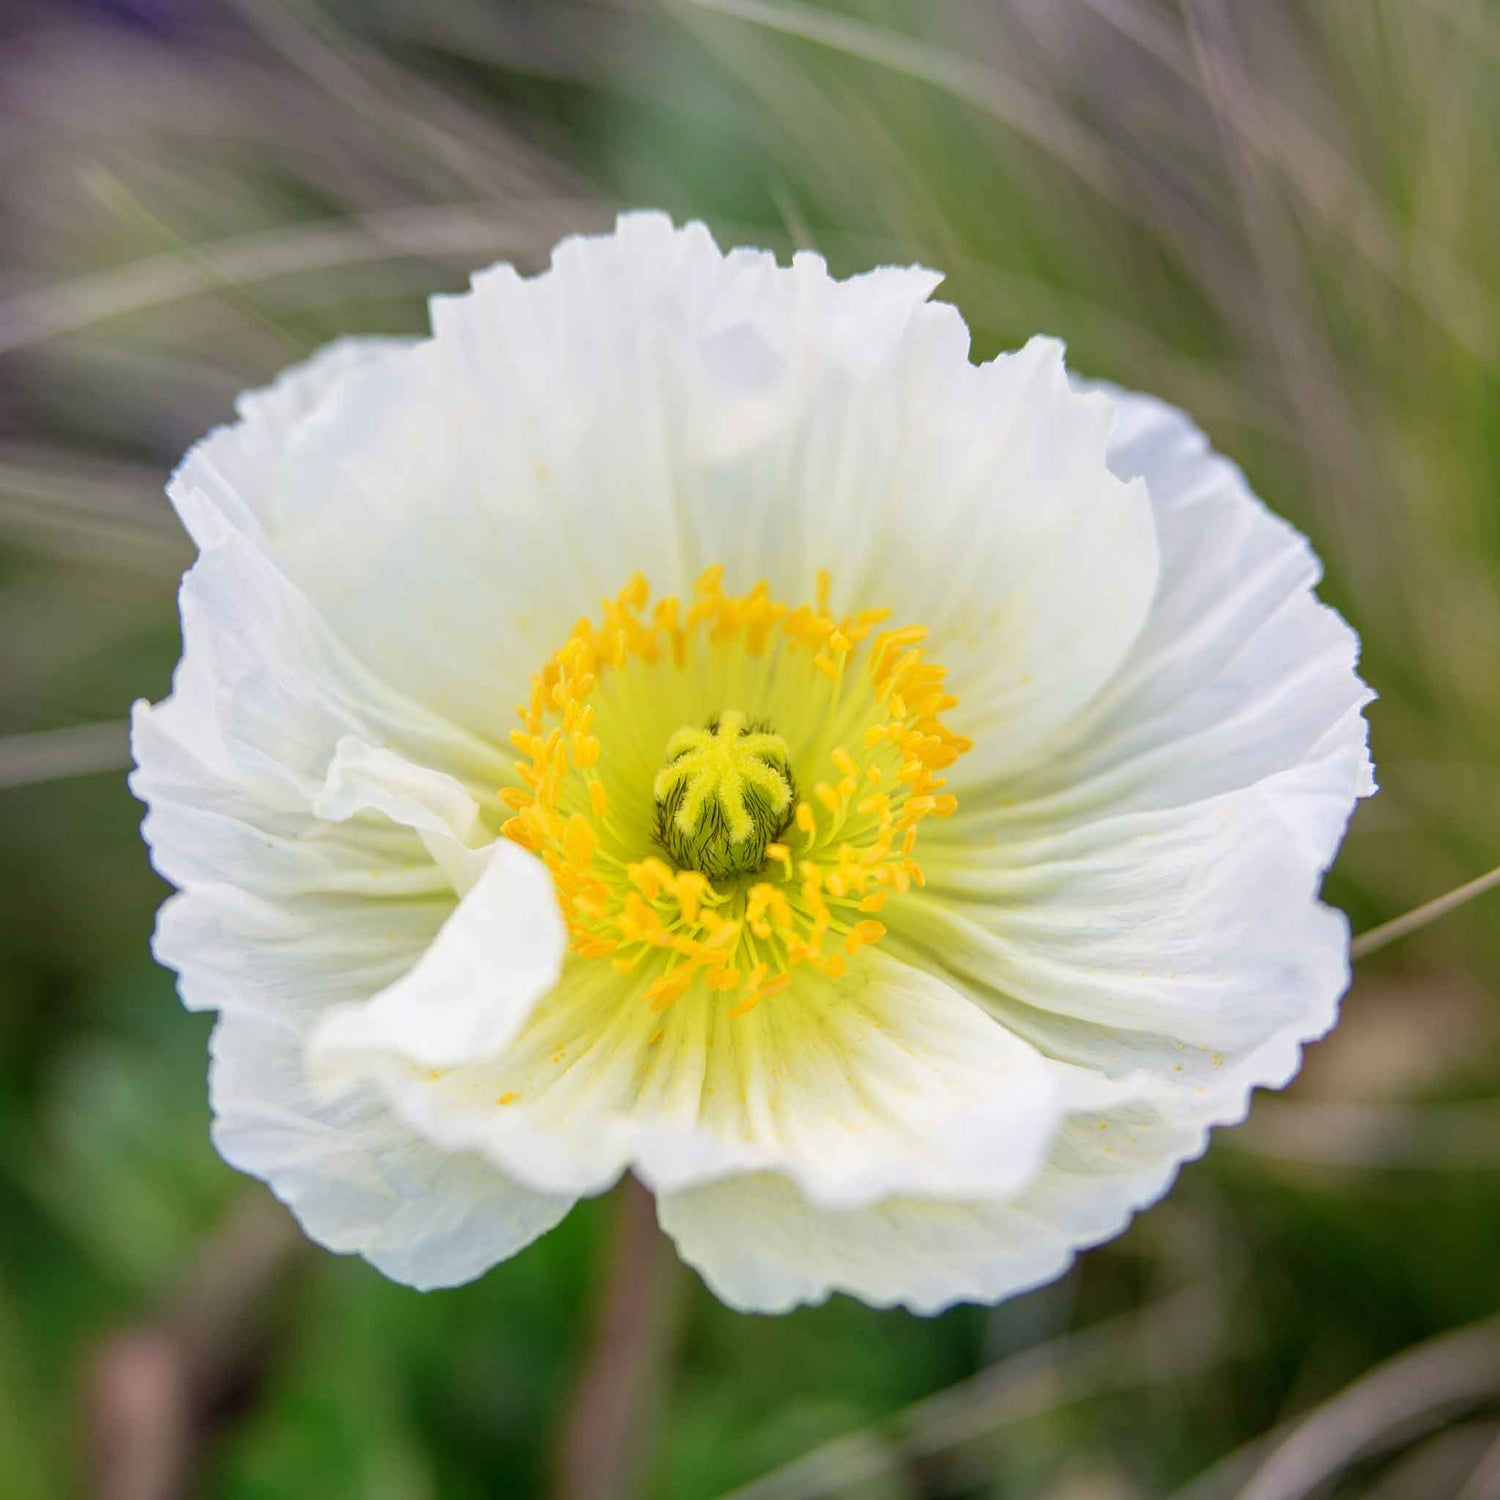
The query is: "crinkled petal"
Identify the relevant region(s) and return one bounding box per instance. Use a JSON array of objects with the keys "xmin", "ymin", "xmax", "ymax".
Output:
[
  {"xmin": 911, "ymin": 385, "xmax": 1372, "ymax": 1112},
  {"xmin": 657, "ymin": 1065, "xmax": 1198, "ymax": 1314},
  {"xmin": 211, "ymin": 1008, "xmax": 573, "ymax": 1289},
  {"xmin": 309, "ymin": 839, "xmax": 566, "ymax": 1073},
  {"xmin": 169, "ymin": 335, "xmax": 414, "ymax": 549},
  {"xmin": 192, "ymin": 215, "xmax": 1156, "ymax": 764},
  {"xmin": 910, "ymin": 772, "xmax": 1353, "ymax": 1060},
  {"xmin": 321, "ymin": 949, "xmax": 1067, "ymax": 1210},
  {"xmin": 948, "ymin": 381, "xmax": 1374, "ymax": 831},
  {"xmin": 132, "ymin": 393, "xmax": 514, "ymax": 1014},
  {"xmin": 133, "ymin": 342, "xmax": 583, "ymax": 1281},
  {"xmin": 844, "ymin": 383, "xmax": 1376, "ymax": 1305},
  {"xmin": 313, "ymin": 736, "xmax": 494, "ymax": 895},
  {"xmin": 847, "ymin": 337, "xmax": 1159, "ymax": 777}
]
